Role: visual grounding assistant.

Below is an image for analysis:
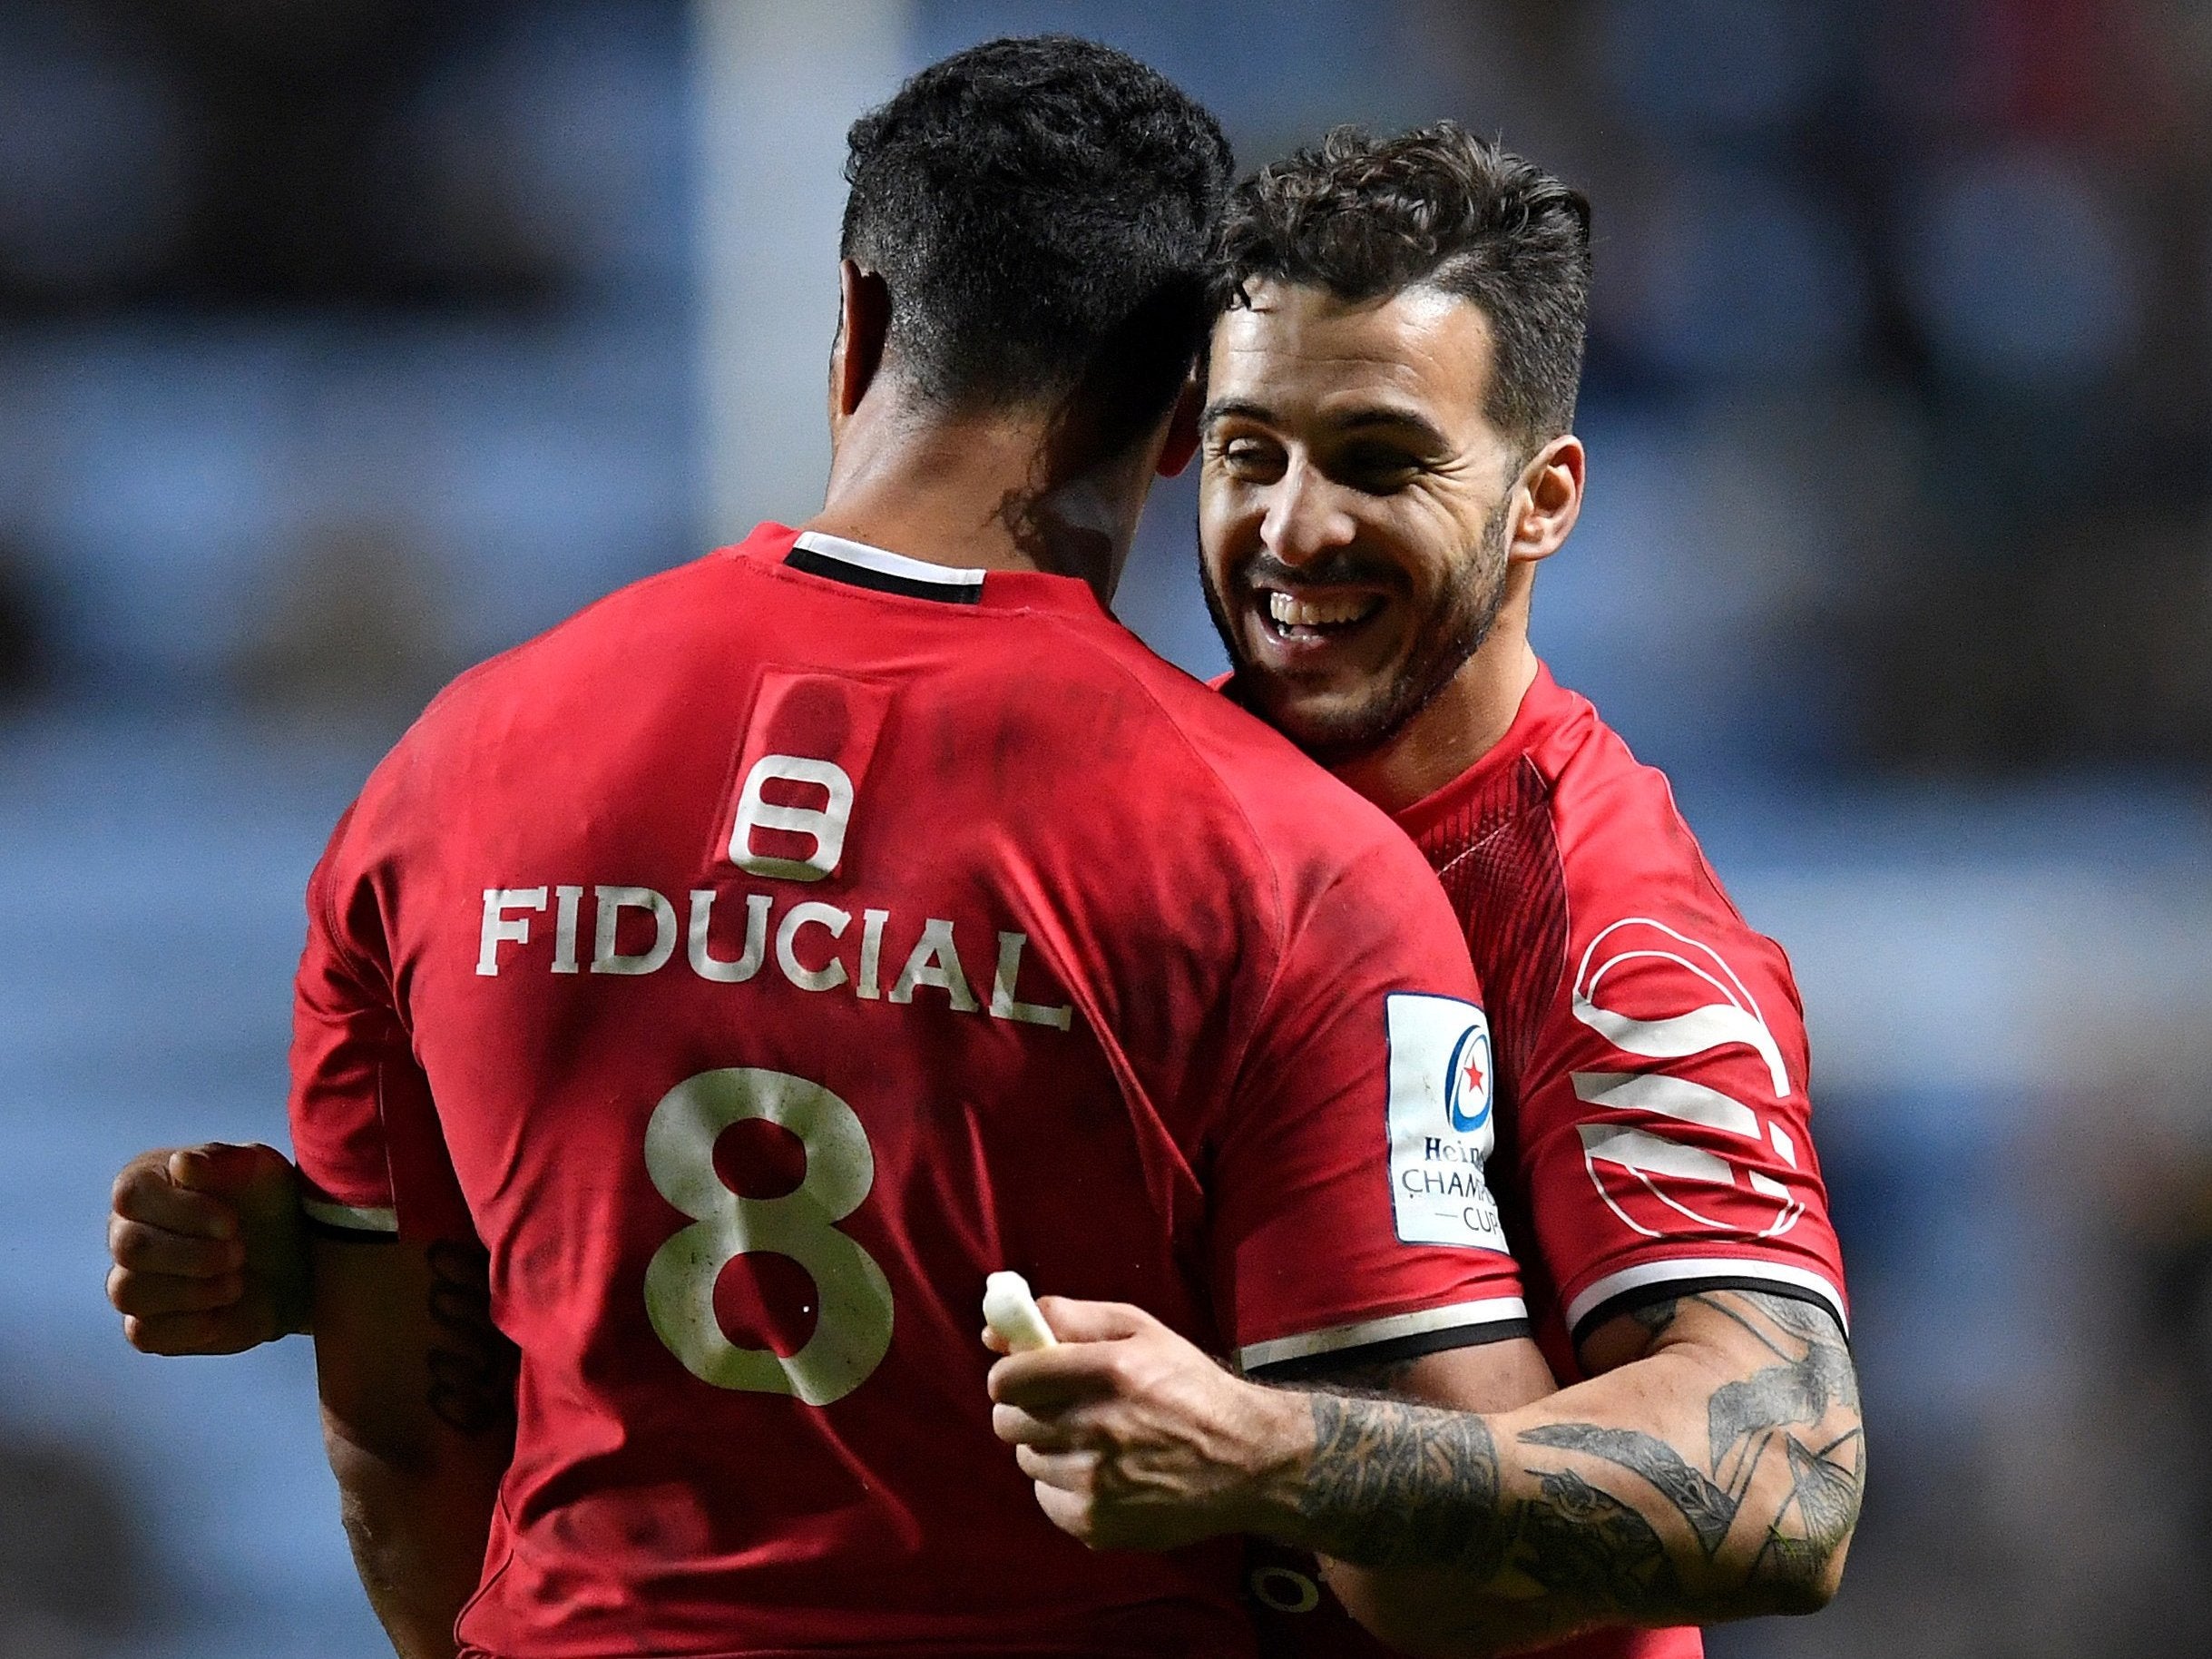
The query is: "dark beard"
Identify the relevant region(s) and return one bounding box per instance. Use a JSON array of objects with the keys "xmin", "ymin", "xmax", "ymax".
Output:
[{"xmin": 1203, "ymin": 502, "xmax": 1512, "ymax": 765}]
